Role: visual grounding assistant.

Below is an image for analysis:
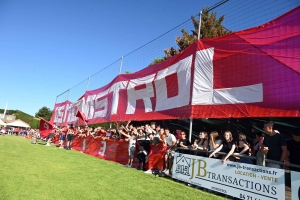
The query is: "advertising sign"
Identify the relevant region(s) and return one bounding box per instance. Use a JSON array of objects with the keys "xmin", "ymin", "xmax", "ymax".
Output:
[
  {"xmin": 172, "ymin": 153, "xmax": 285, "ymax": 200},
  {"xmin": 291, "ymin": 171, "xmax": 300, "ymax": 200}
]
